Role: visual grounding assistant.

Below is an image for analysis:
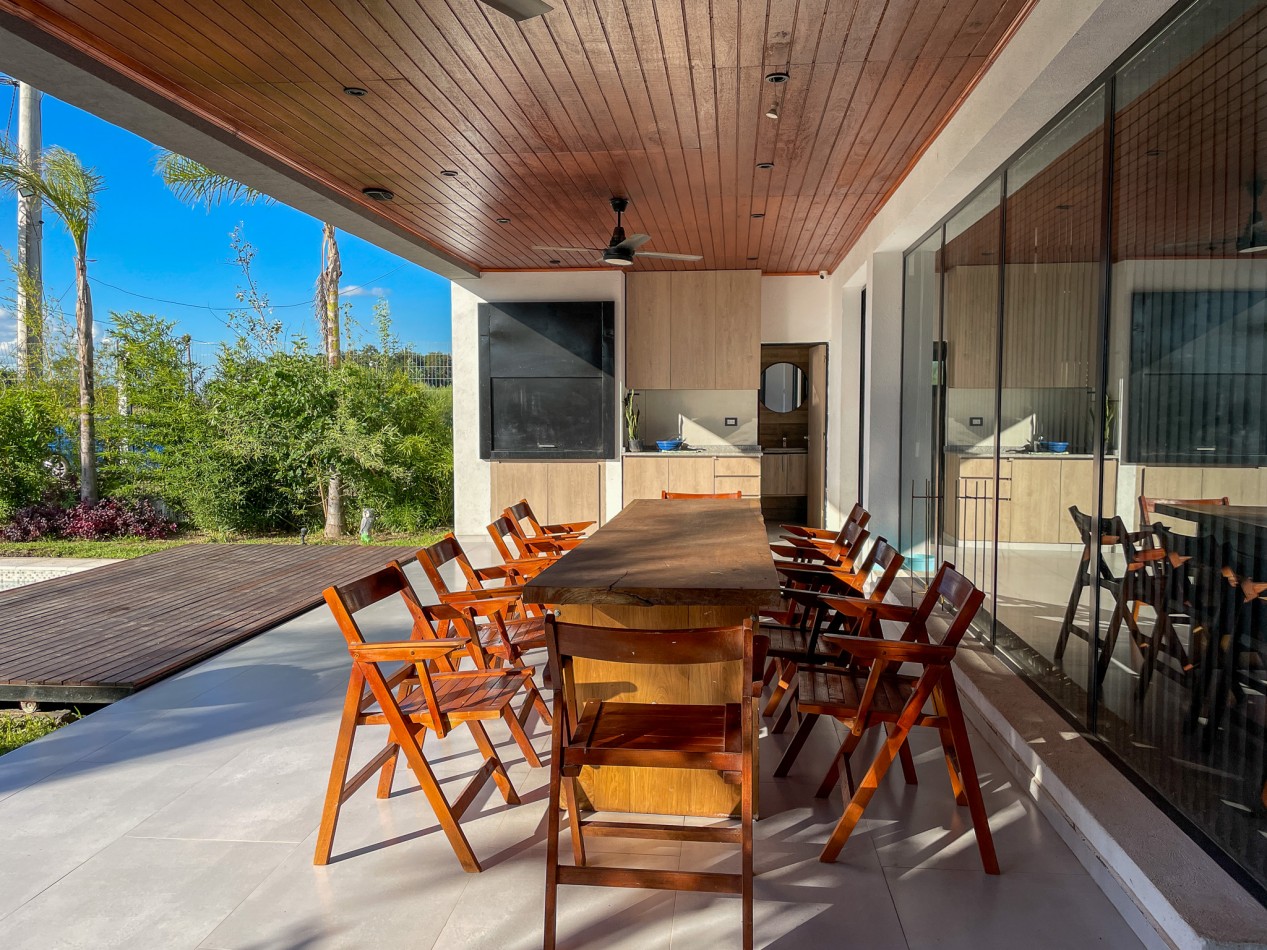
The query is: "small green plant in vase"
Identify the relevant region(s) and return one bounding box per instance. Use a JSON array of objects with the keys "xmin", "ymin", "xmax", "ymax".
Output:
[{"xmin": 624, "ymin": 389, "xmax": 642, "ymax": 452}]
